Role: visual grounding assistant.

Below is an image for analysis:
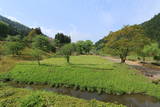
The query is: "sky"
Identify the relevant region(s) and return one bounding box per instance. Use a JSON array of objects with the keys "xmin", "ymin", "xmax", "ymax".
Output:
[{"xmin": 0, "ymin": 0, "xmax": 160, "ymax": 42}]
